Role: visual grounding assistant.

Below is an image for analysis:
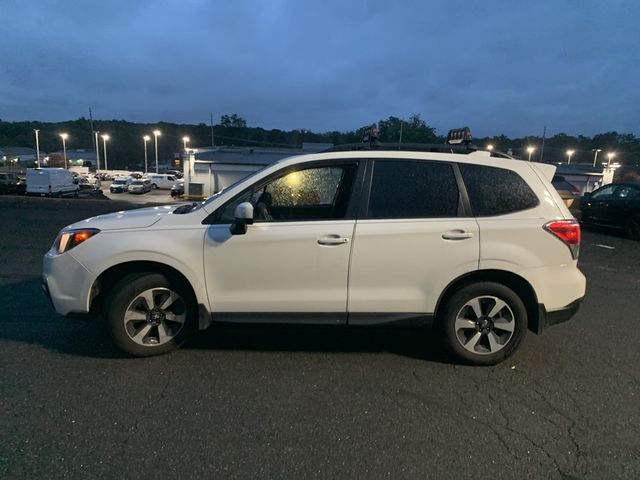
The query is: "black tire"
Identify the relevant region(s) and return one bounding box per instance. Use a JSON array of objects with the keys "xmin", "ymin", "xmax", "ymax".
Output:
[
  {"xmin": 439, "ymin": 282, "xmax": 527, "ymax": 366},
  {"xmin": 151, "ymin": 183, "xmax": 158, "ymax": 189},
  {"xmin": 105, "ymin": 273, "xmax": 196, "ymax": 357},
  {"xmin": 627, "ymin": 215, "xmax": 640, "ymax": 241}
]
